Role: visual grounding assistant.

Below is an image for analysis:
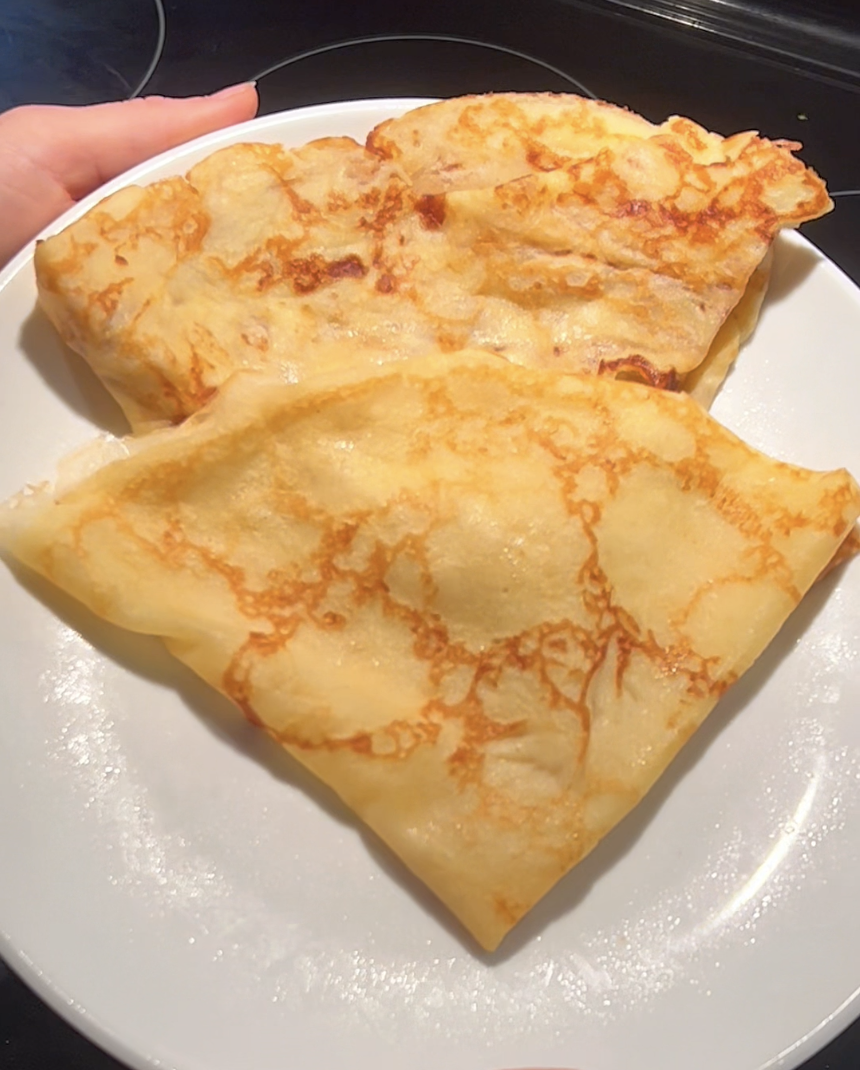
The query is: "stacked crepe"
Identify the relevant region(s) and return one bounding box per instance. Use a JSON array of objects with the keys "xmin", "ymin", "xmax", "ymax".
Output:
[
  {"xmin": 2, "ymin": 94, "xmax": 856, "ymax": 951},
  {"xmin": 34, "ymin": 93, "xmax": 829, "ymax": 429}
]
